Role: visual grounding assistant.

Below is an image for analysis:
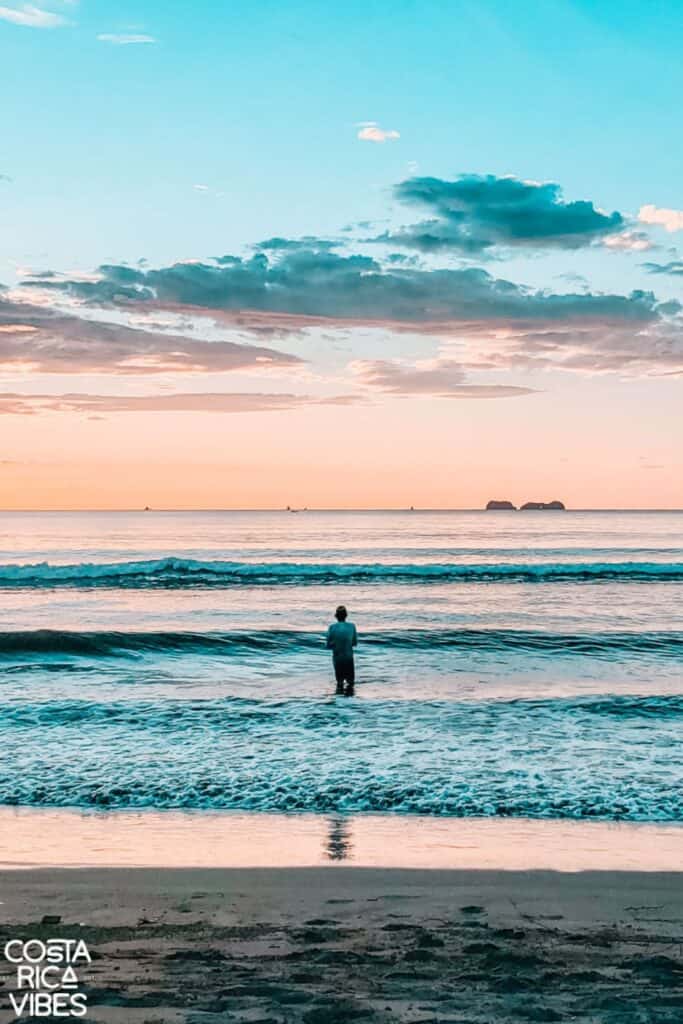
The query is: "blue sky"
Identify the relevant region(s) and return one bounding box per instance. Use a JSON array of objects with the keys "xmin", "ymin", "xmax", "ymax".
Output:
[
  {"xmin": 0, "ymin": 0, "xmax": 681, "ymax": 508},
  {"xmin": 3, "ymin": 0, "xmax": 683, "ymax": 280}
]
